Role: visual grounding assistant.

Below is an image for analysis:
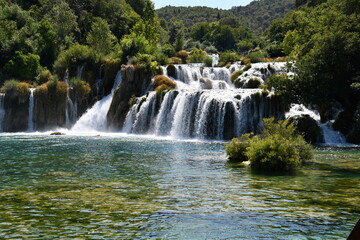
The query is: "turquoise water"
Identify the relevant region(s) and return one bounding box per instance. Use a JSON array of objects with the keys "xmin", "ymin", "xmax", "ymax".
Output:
[{"xmin": 0, "ymin": 133, "xmax": 359, "ymax": 239}]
